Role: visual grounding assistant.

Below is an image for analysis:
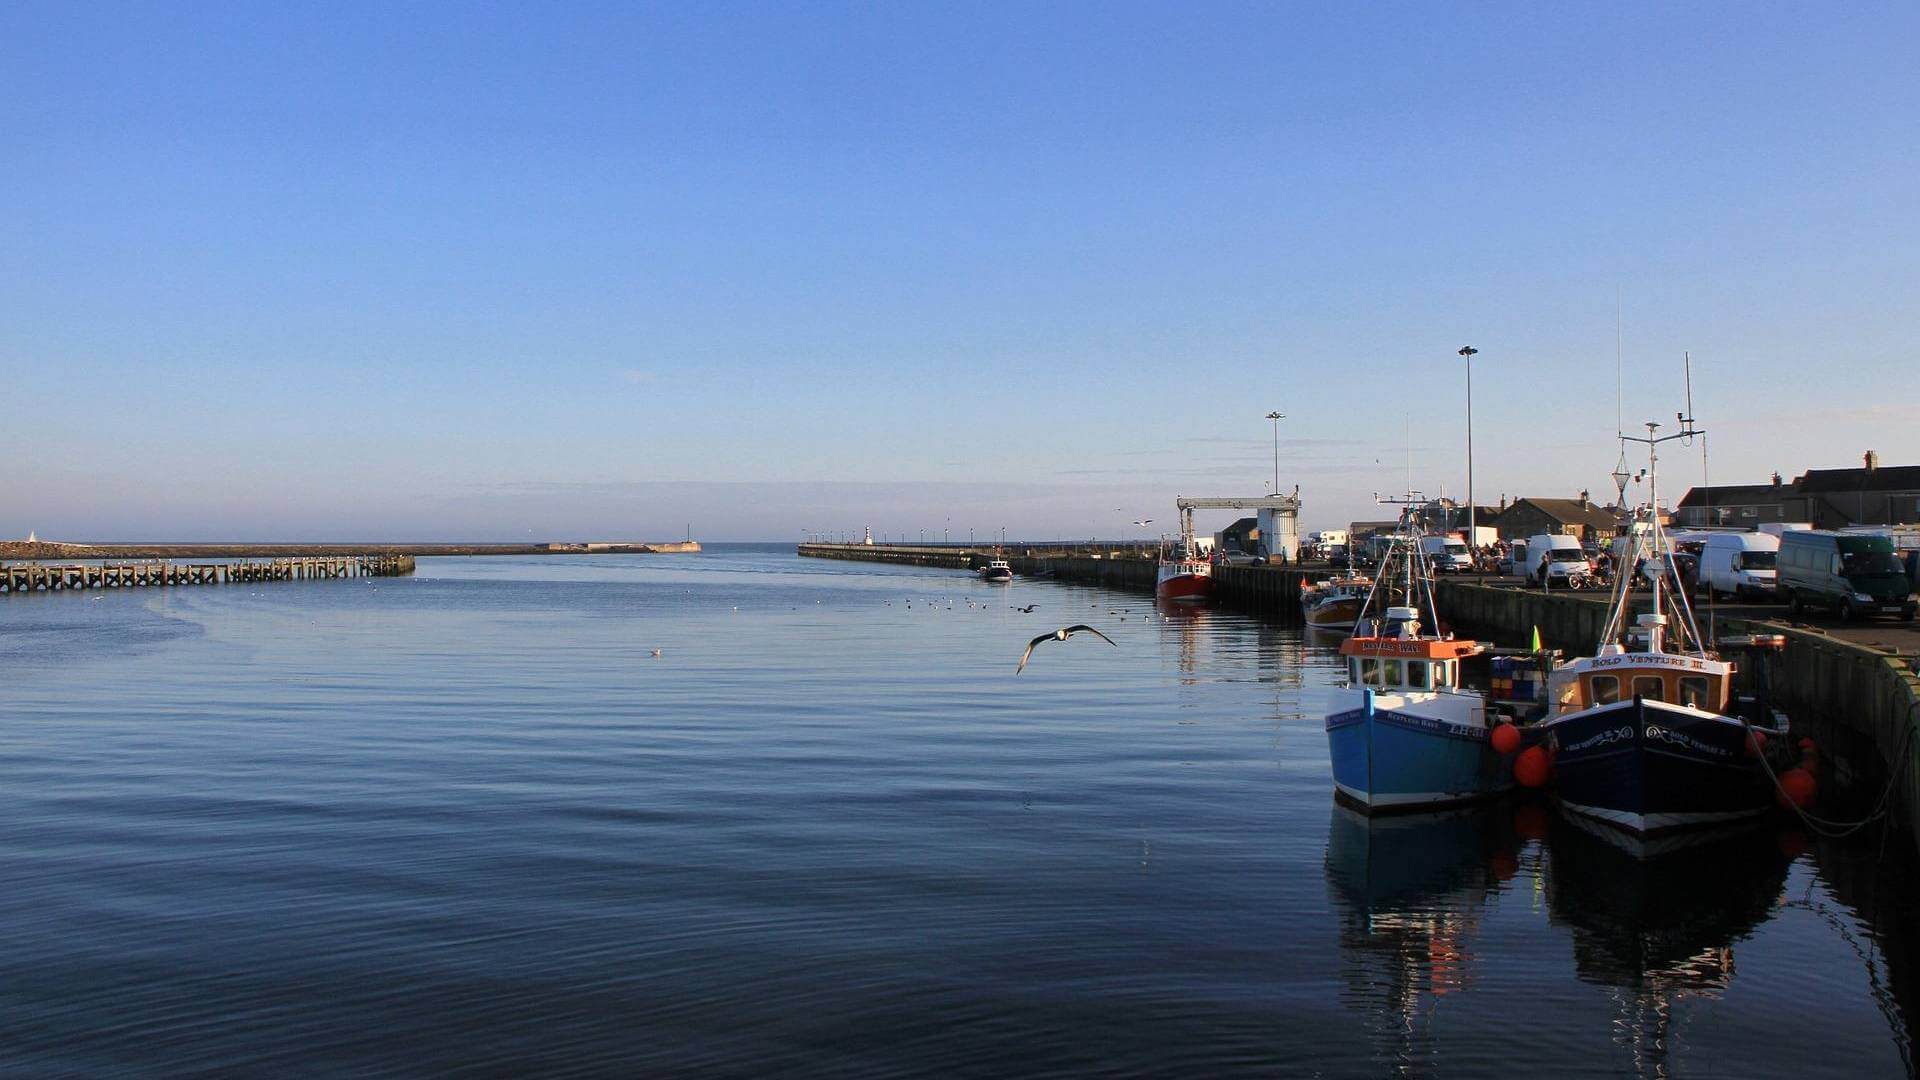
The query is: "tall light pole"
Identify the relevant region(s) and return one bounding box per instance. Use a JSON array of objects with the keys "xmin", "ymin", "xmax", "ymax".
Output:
[
  {"xmin": 1458, "ymin": 347, "xmax": 1478, "ymax": 563},
  {"xmin": 1265, "ymin": 411, "xmax": 1285, "ymax": 495}
]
